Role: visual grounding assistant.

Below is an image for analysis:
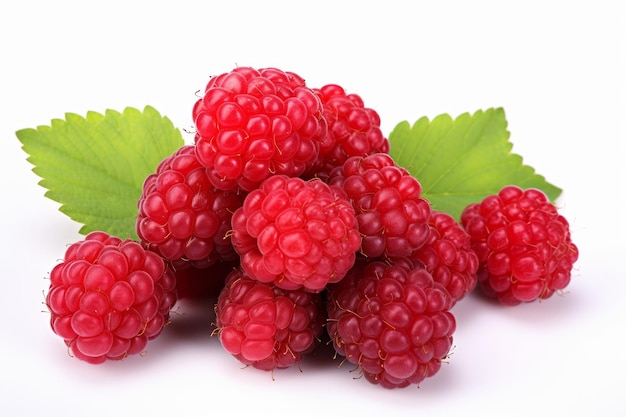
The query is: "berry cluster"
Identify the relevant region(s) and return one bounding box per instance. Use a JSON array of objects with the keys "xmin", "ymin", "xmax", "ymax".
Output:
[{"xmin": 44, "ymin": 66, "xmax": 578, "ymax": 390}]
